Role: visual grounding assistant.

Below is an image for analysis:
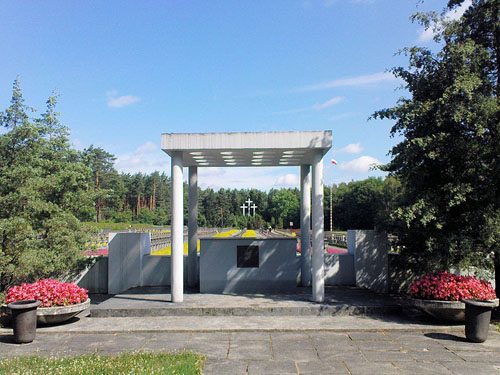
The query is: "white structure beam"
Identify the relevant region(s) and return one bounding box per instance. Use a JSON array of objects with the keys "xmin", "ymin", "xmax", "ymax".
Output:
[
  {"xmin": 300, "ymin": 165, "xmax": 311, "ymax": 287},
  {"xmin": 188, "ymin": 166, "xmax": 198, "ymax": 288},
  {"xmin": 171, "ymin": 152, "xmax": 184, "ymax": 302},
  {"xmin": 311, "ymin": 152, "xmax": 325, "ymax": 302}
]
